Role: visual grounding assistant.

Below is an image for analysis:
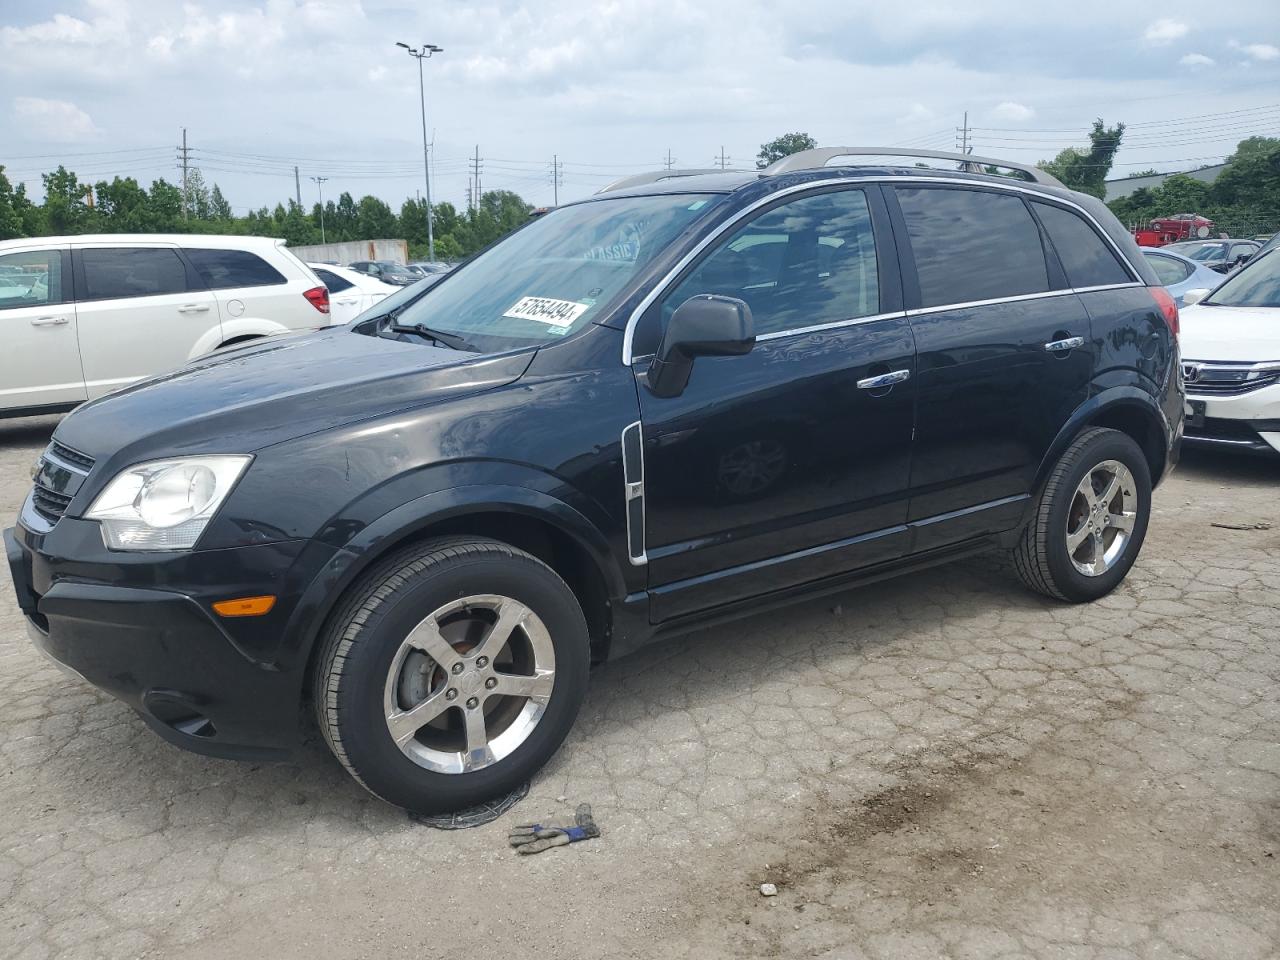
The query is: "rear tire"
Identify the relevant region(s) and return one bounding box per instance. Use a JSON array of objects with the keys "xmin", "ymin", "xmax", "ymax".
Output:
[
  {"xmin": 1013, "ymin": 427, "xmax": 1152, "ymax": 603},
  {"xmin": 314, "ymin": 537, "xmax": 590, "ymax": 814}
]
